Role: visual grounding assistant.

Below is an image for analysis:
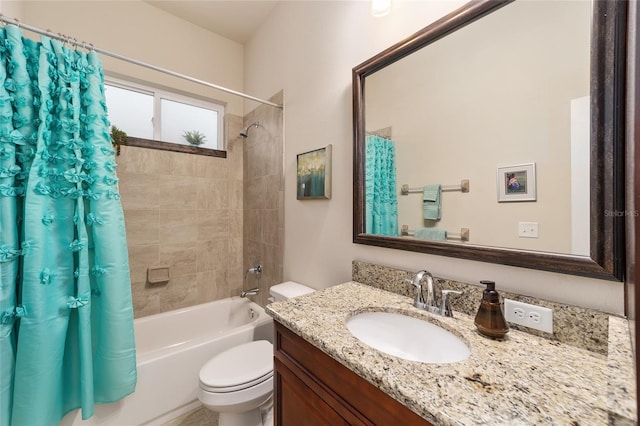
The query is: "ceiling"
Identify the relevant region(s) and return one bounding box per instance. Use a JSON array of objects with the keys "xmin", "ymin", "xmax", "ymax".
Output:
[{"xmin": 145, "ymin": 1, "xmax": 280, "ymax": 44}]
